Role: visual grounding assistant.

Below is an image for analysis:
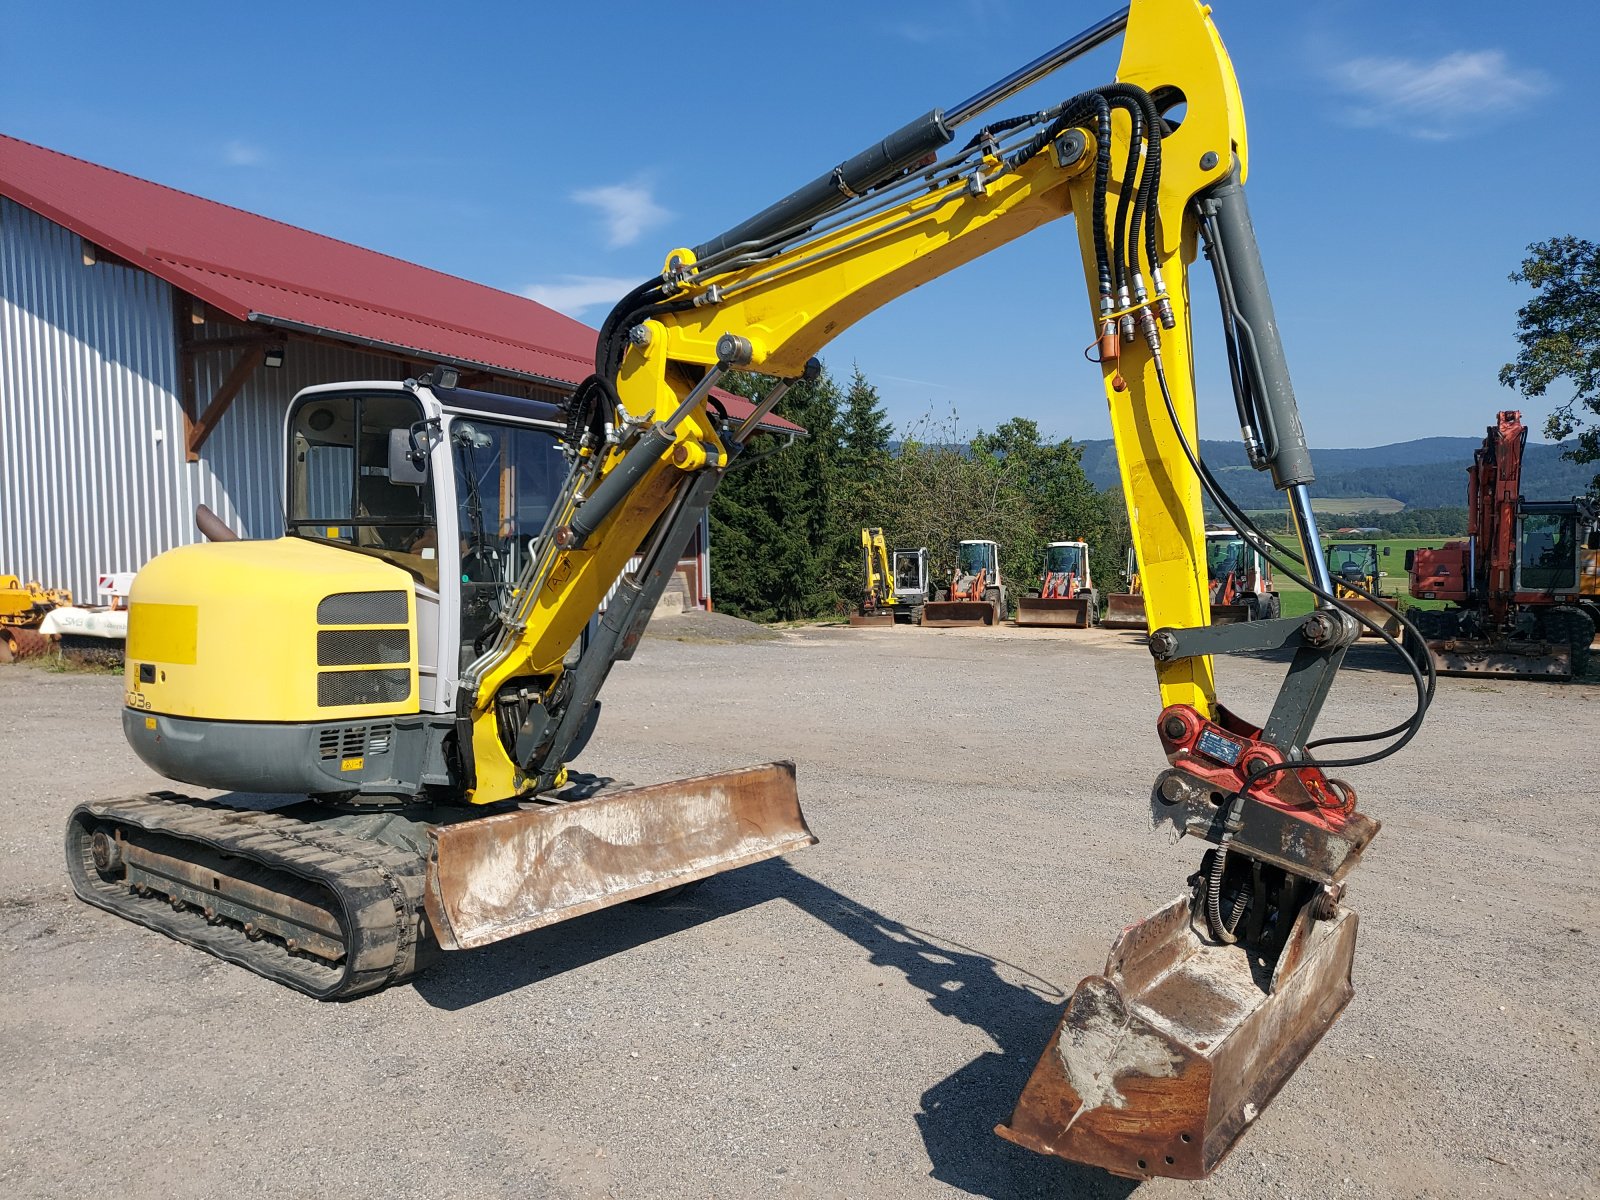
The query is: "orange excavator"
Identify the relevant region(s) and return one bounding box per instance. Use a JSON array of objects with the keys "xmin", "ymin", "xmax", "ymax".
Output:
[{"xmin": 1408, "ymin": 411, "xmax": 1596, "ymax": 678}]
